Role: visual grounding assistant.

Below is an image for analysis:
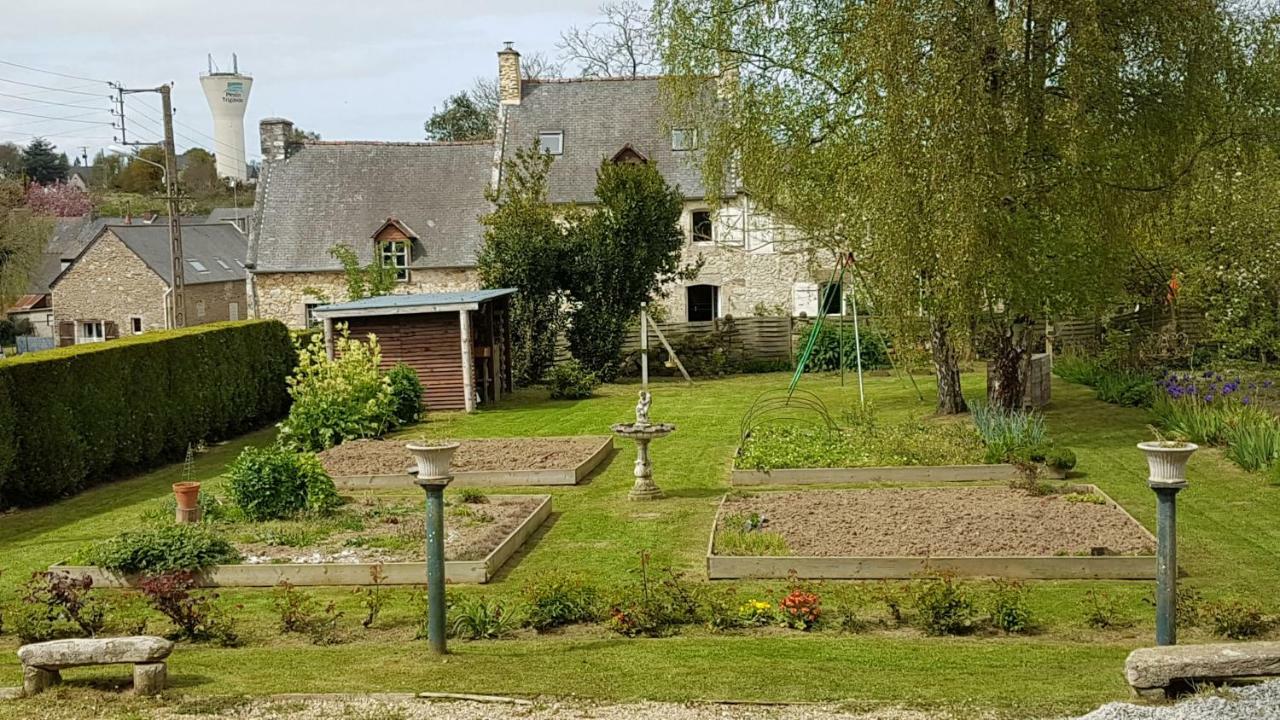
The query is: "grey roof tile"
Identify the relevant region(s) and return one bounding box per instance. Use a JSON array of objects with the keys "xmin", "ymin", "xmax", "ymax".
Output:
[
  {"xmin": 252, "ymin": 141, "xmax": 494, "ymax": 273},
  {"xmin": 501, "ymin": 77, "xmax": 710, "ymax": 203}
]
